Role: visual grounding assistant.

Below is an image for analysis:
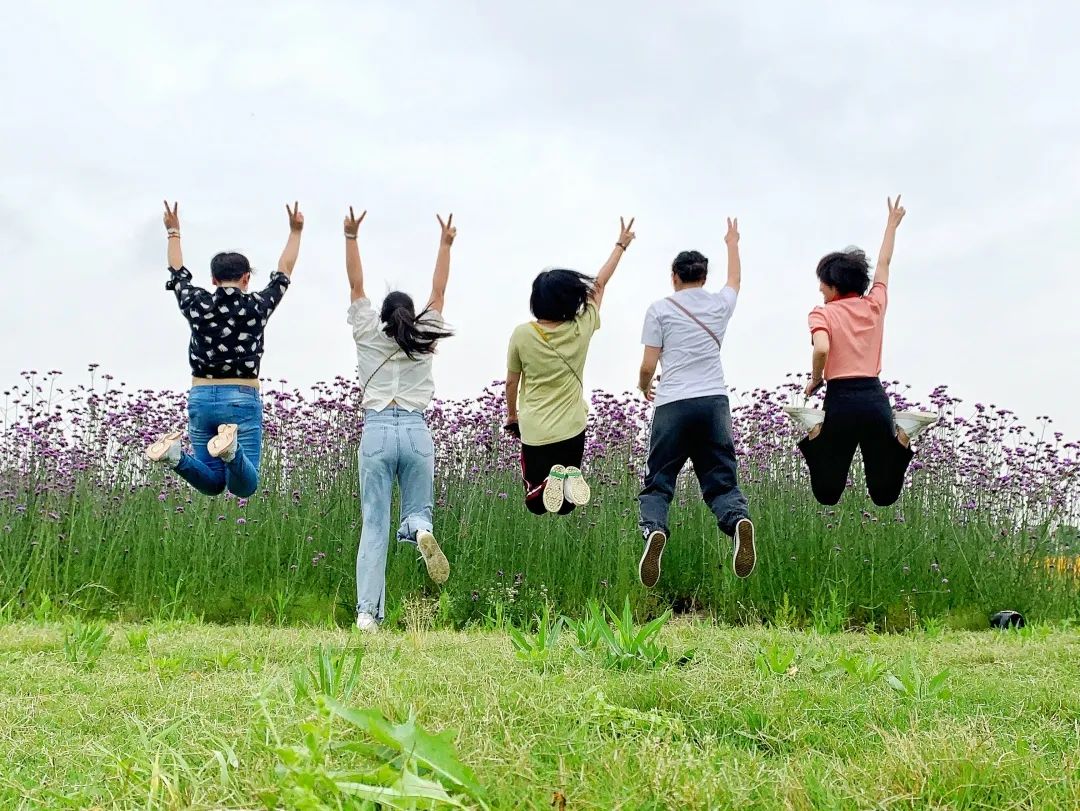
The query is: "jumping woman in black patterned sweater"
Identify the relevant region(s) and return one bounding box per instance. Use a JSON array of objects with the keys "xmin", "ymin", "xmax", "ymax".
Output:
[{"xmin": 144, "ymin": 200, "xmax": 303, "ymax": 498}]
